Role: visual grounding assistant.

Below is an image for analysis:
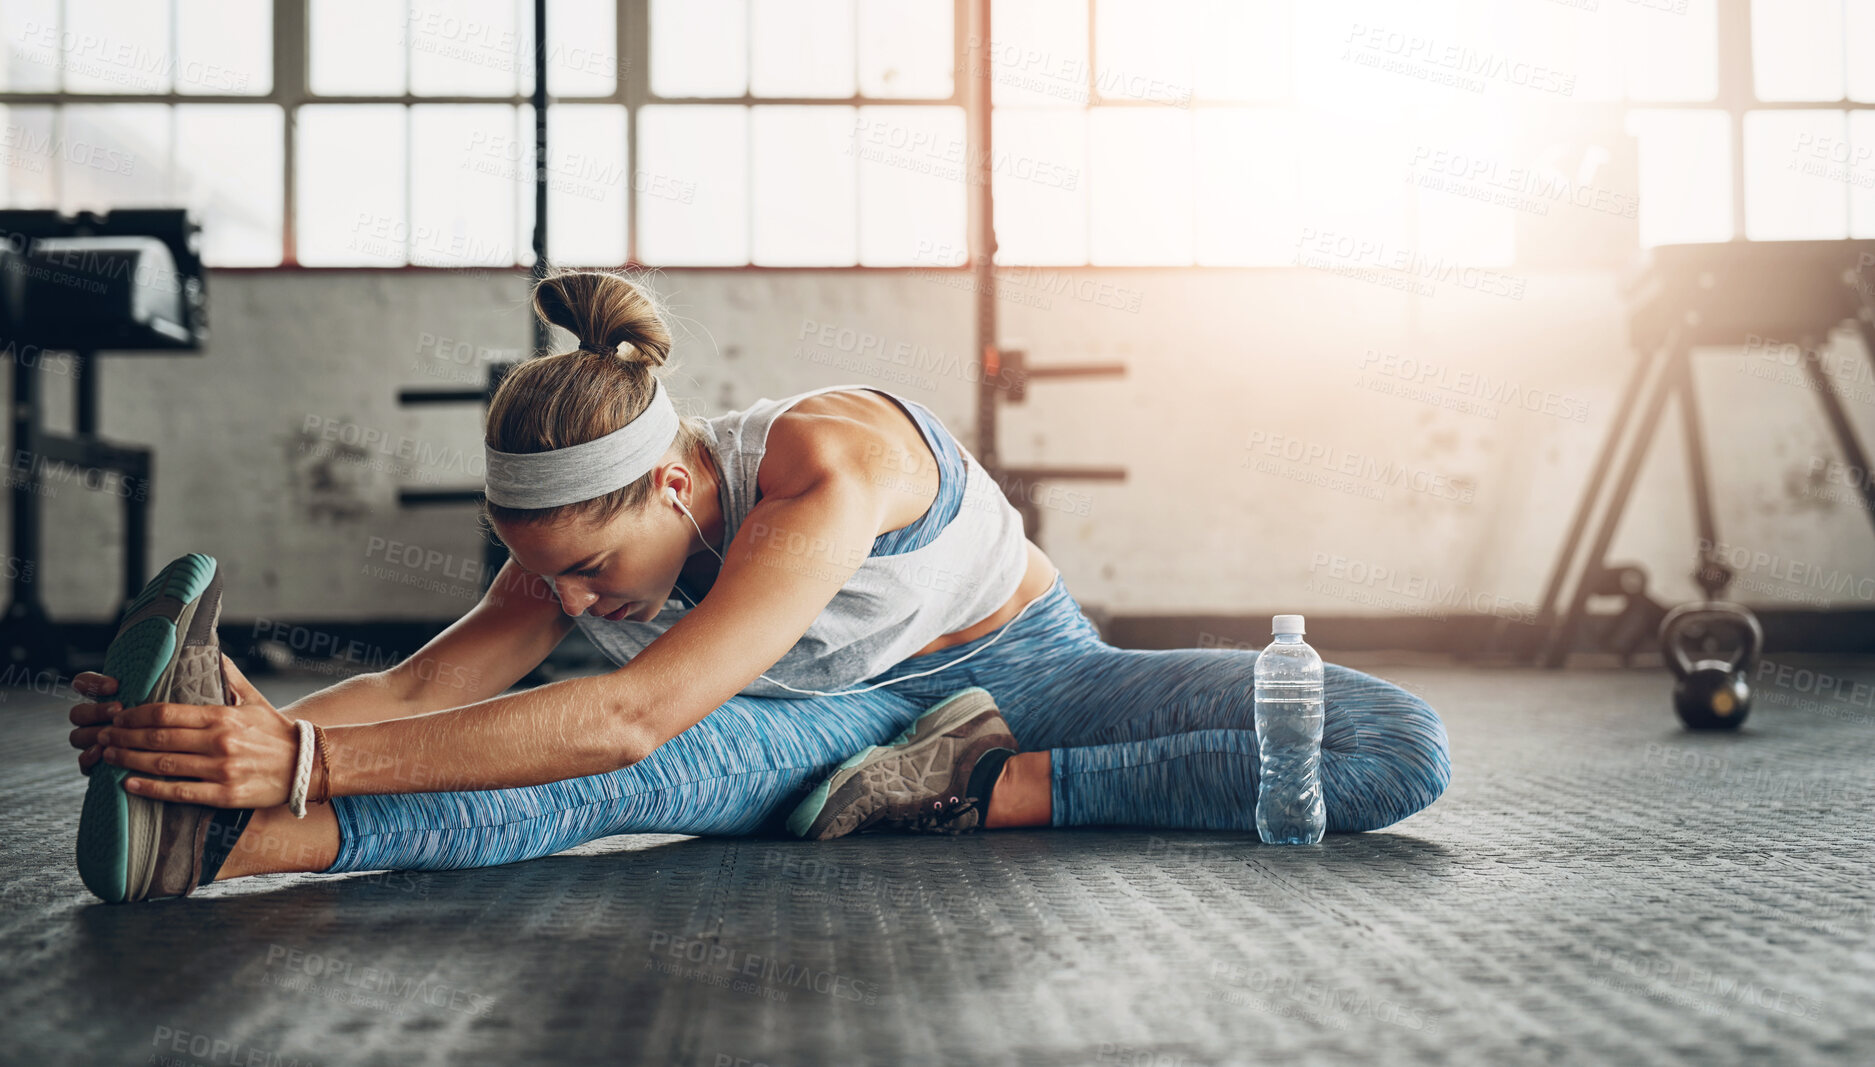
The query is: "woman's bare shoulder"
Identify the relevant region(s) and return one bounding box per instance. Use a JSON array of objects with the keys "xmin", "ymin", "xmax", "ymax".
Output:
[
  {"xmin": 777, "ymin": 388, "xmax": 908, "ymax": 431},
  {"xmin": 760, "ymin": 389, "xmax": 937, "ymax": 513}
]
